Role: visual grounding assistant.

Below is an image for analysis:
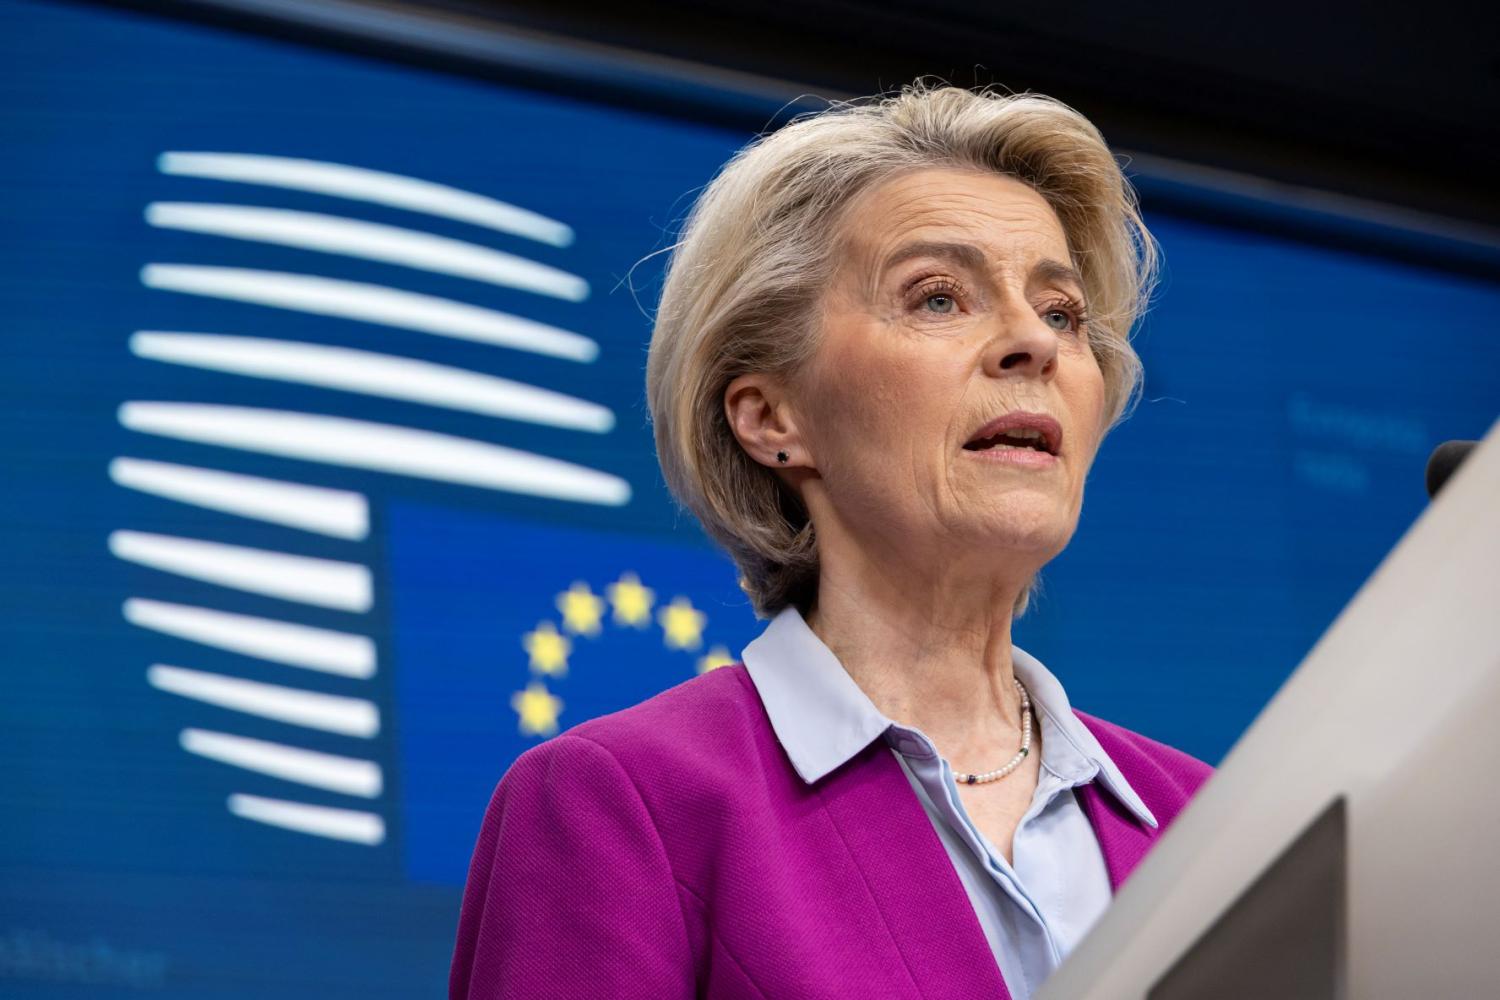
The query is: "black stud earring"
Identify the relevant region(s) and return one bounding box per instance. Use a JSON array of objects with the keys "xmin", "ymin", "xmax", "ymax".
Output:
[{"xmin": 776, "ymin": 451, "xmax": 789, "ymax": 464}]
